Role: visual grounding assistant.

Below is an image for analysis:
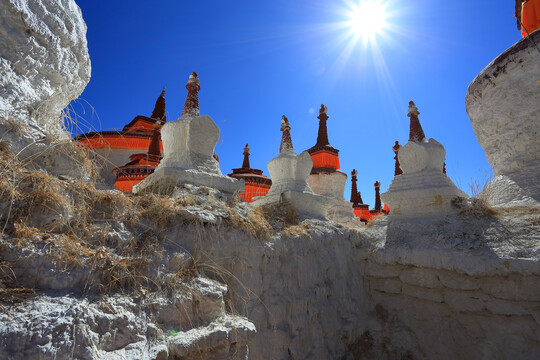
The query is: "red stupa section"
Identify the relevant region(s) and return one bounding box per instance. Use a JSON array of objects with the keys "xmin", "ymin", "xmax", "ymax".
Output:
[
  {"xmin": 112, "ymin": 123, "xmax": 163, "ymax": 192},
  {"xmin": 75, "ymin": 89, "xmax": 166, "ymax": 155},
  {"xmin": 517, "ymin": 0, "xmax": 540, "ymax": 37},
  {"xmin": 350, "ymin": 170, "xmax": 388, "ymax": 223},
  {"xmin": 307, "ymin": 104, "xmax": 341, "ymax": 174},
  {"xmin": 228, "ymin": 144, "xmax": 272, "ymax": 202}
]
